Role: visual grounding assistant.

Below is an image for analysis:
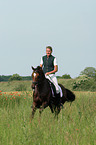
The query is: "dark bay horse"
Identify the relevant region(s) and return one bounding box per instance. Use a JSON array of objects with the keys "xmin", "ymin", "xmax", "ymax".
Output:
[{"xmin": 31, "ymin": 66, "xmax": 75, "ymax": 118}]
